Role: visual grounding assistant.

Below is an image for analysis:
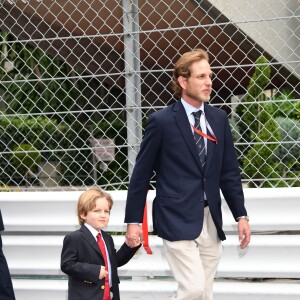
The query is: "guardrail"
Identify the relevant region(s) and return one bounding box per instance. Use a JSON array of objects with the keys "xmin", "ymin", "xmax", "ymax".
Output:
[
  {"xmin": 1, "ymin": 188, "xmax": 300, "ymax": 300},
  {"xmin": 3, "ymin": 234, "xmax": 300, "ymax": 278},
  {"xmin": 2, "ymin": 188, "xmax": 300, "ymax": 233}
]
